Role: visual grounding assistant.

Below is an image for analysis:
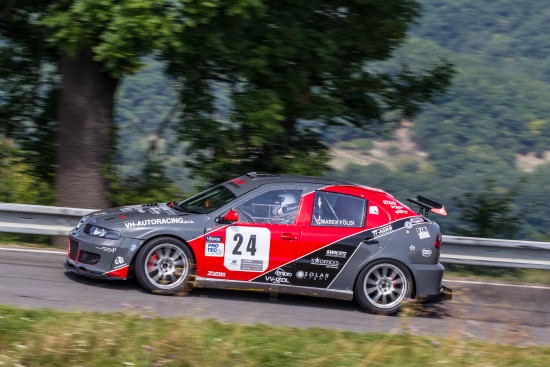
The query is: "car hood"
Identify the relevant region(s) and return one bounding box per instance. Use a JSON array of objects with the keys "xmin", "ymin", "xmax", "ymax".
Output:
[{"xmin": 86, "ymin": 203, "xmax": 200, "ymax": 230}]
